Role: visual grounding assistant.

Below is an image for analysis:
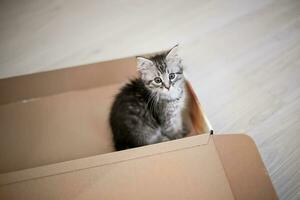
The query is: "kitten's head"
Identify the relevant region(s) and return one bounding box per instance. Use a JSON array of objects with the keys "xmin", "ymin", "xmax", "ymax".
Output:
[{"xmin": 136, "ymin": 45, "xmax": 185, "ymax": 101}]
